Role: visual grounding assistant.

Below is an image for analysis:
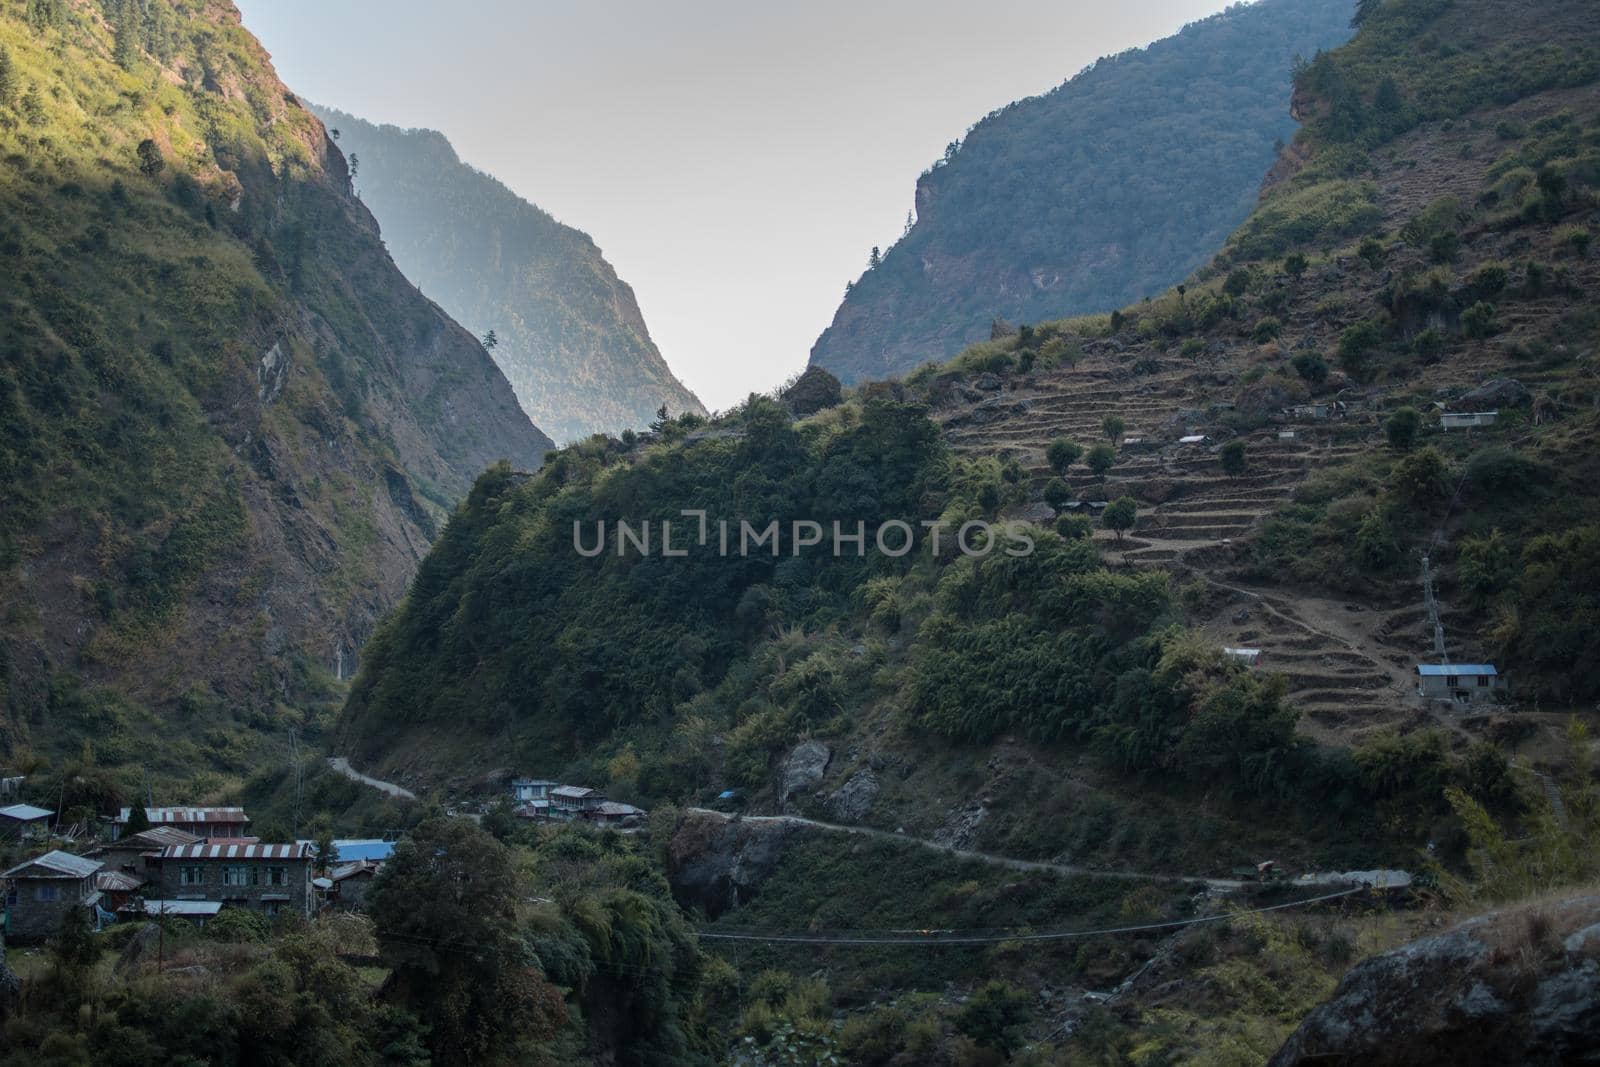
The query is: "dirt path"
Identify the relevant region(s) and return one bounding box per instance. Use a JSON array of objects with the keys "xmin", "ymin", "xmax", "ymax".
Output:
[
  {"xmin": 687, "ymin": 807, "xmax": 1252, "ymax": 891},
  {"xmin": 327, "ymin": 757, "xmax": 417, "ymax": 800}
]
